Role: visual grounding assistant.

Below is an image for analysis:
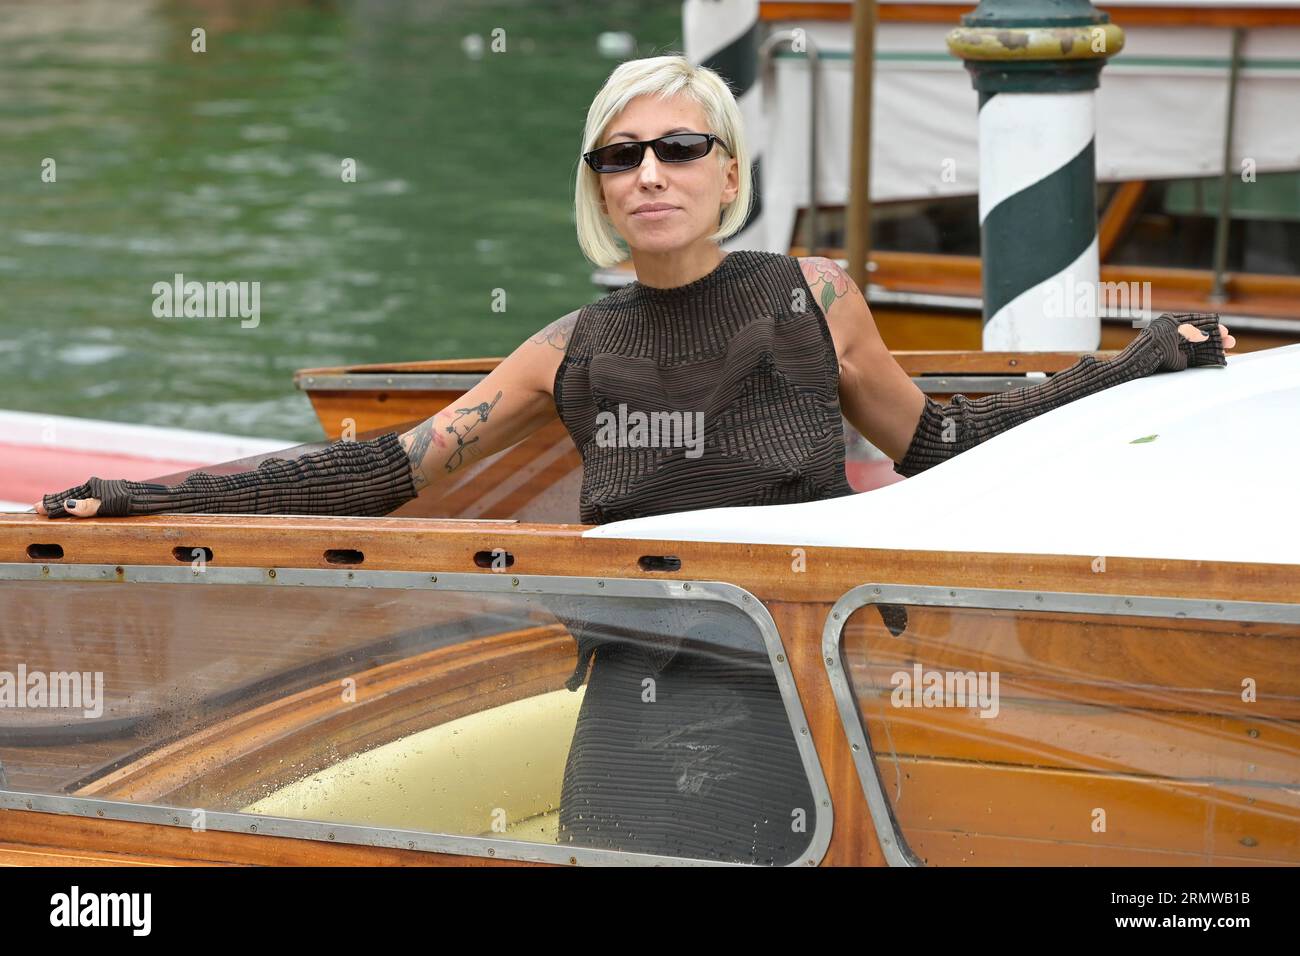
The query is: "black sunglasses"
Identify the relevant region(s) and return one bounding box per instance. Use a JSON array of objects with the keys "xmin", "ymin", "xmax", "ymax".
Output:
[{"xmin": 583, "ymin": 132, "xmax": 731, "ymax": 174}]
